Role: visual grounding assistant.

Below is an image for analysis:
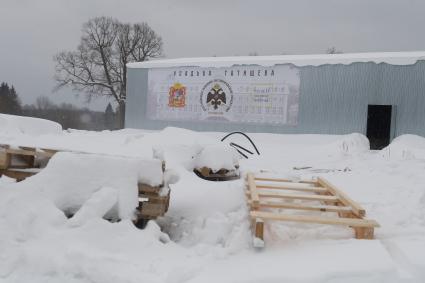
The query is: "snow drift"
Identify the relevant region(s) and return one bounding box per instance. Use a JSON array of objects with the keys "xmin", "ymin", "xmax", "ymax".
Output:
[
  {"xmin": 13, "ymin": 152, "xmax": 164, "ymax": 219},
  {"xmin": 382, "ymin": 134, "xmax": 425, "ymax": 159},
  {"xmin": 0, "ymin": 113, "xmax": 62, "ymax": 136}
]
